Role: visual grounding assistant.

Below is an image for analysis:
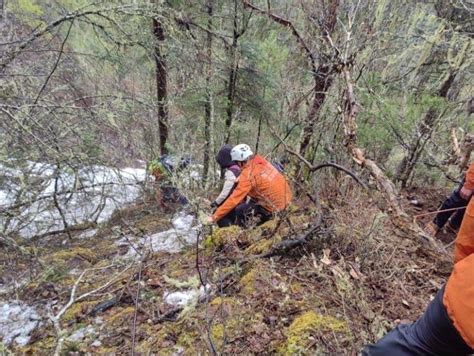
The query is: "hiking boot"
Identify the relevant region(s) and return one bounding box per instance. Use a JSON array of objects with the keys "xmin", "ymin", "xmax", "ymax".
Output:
[
  {"xmin": 445, "ymin": 222, "xmax": 459, "ymax": 234},
  {"xmin": 424, "ymin": 222, "xmax": 439, "ymax": 237}
]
